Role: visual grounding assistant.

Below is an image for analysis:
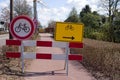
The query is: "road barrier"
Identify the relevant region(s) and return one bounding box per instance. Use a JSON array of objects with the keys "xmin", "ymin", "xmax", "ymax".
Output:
[{"xmin": 6, "ymin": 39, "xmax": 83, "ymax": 75}]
